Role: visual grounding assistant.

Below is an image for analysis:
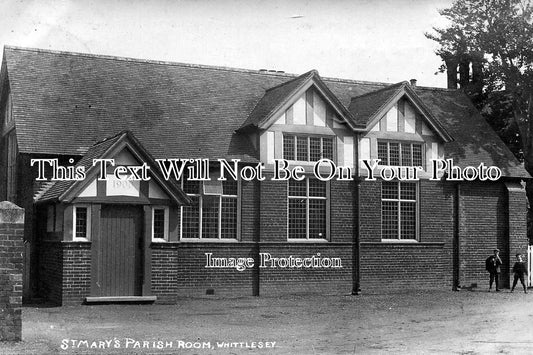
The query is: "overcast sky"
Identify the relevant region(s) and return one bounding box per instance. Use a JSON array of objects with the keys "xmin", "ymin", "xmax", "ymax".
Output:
[{"xmin": 0, "ymin": 0, "xmax": 454, "ymax": 87}]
